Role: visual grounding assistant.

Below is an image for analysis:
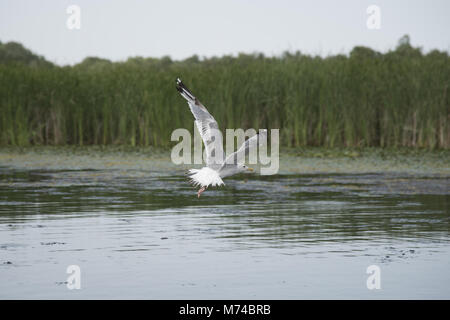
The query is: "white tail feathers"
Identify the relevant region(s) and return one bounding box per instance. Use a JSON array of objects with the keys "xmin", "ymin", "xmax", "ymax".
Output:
[{"xmin": 188, "ymin": 167, "xmax": 225, "ymax": 188}]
